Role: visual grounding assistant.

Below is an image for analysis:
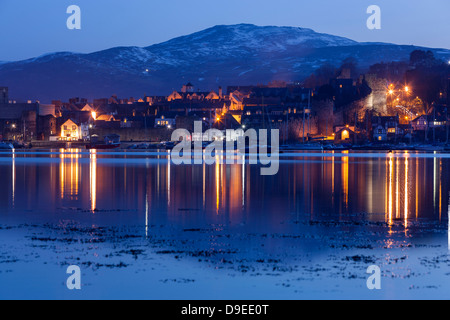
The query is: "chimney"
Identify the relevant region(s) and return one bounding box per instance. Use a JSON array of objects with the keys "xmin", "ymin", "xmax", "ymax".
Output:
[{"xmin": 219, "ymin": 87, "xmax": 223, "ymax": 98}]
